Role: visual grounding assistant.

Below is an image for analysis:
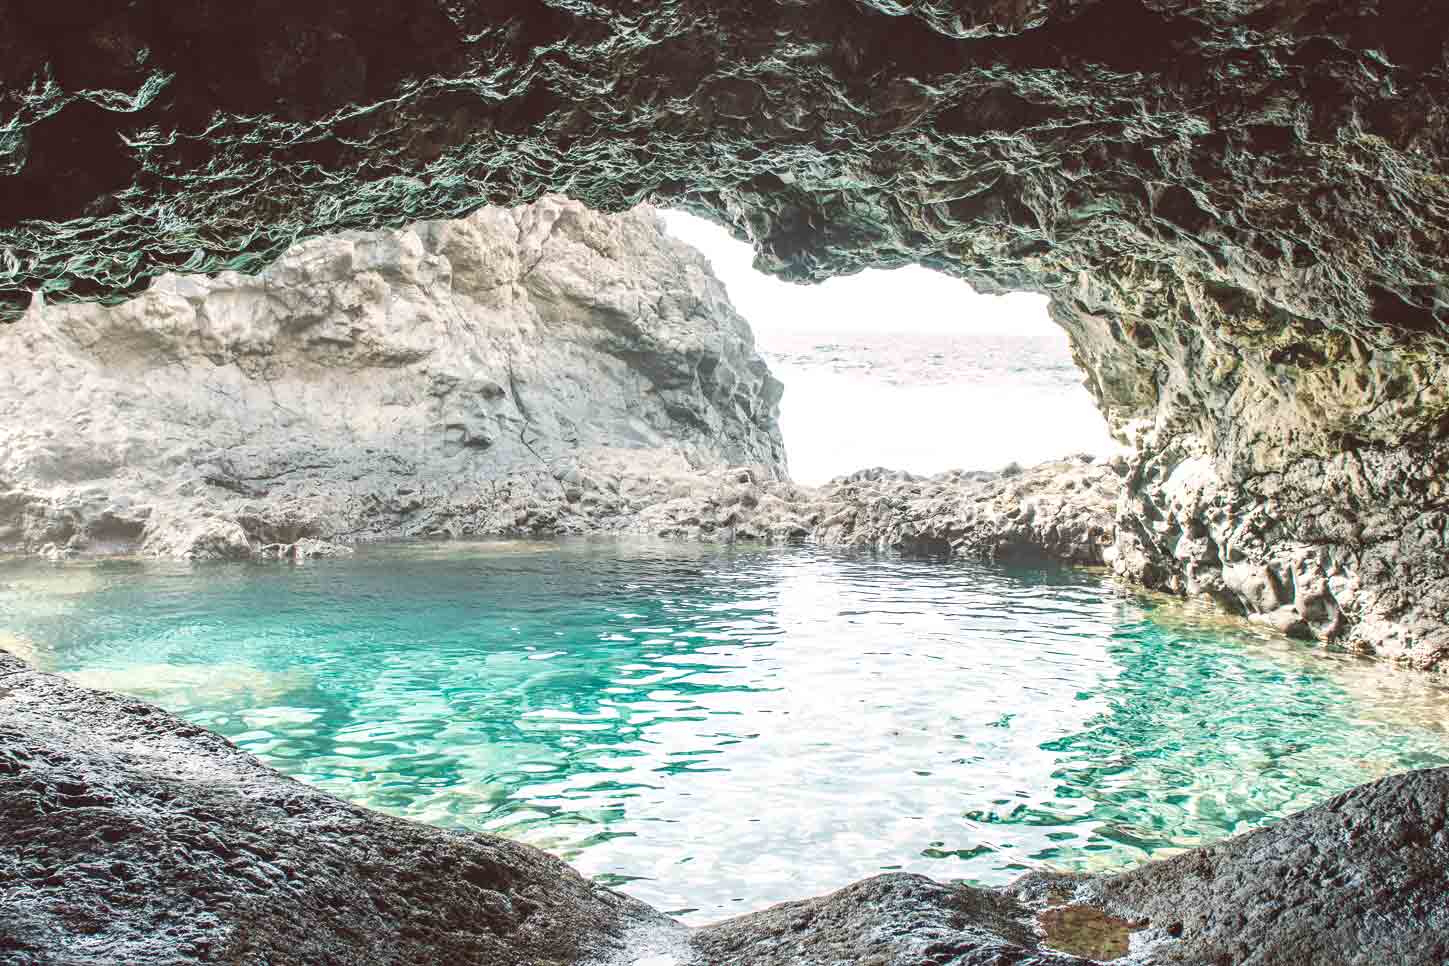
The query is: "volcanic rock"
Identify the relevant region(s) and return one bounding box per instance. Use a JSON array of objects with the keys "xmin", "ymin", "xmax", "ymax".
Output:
[
  {"xmin": 0, "ymin": 651, "xmax": 671, "ymax": 965},
  {"xmin": 4, "ymin": 2, "xmax": 1447, "ymax": 661}
]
